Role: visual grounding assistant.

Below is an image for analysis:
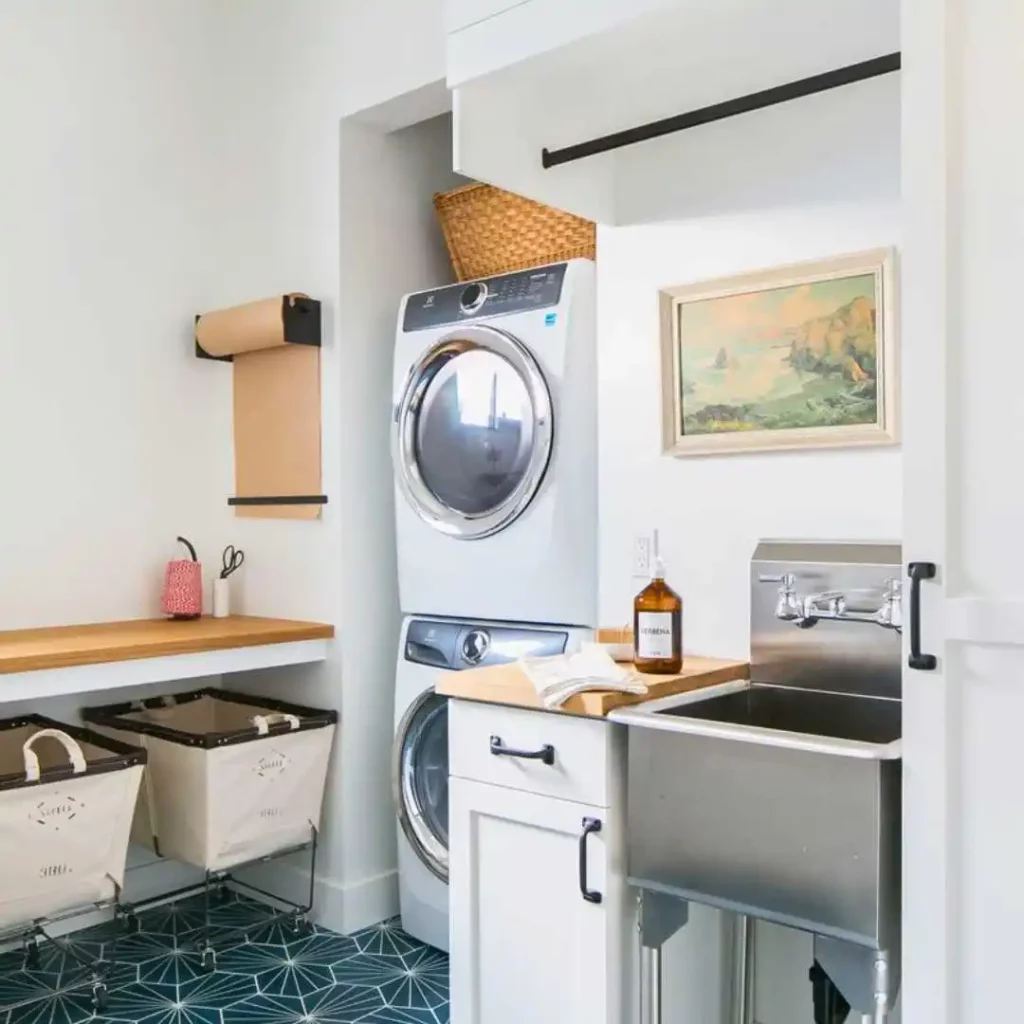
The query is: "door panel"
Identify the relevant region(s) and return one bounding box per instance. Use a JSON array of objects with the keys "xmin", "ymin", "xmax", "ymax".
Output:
[
  {"xmin": 902, "ymin": 1, "xmax": 1024, "ymax": 1020},
  {"xmin": 449, "ymin": 777, "xmax": 624, "ymax": 1024}
]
